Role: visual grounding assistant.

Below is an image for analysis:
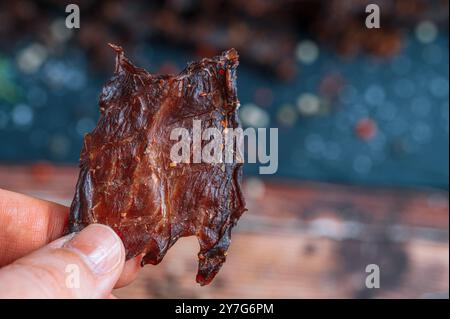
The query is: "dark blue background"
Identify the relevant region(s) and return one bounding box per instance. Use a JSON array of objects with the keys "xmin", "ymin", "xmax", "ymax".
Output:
[{"xmin": 0, "ymin": 32, "xmax": 448, "ymax": 189}]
